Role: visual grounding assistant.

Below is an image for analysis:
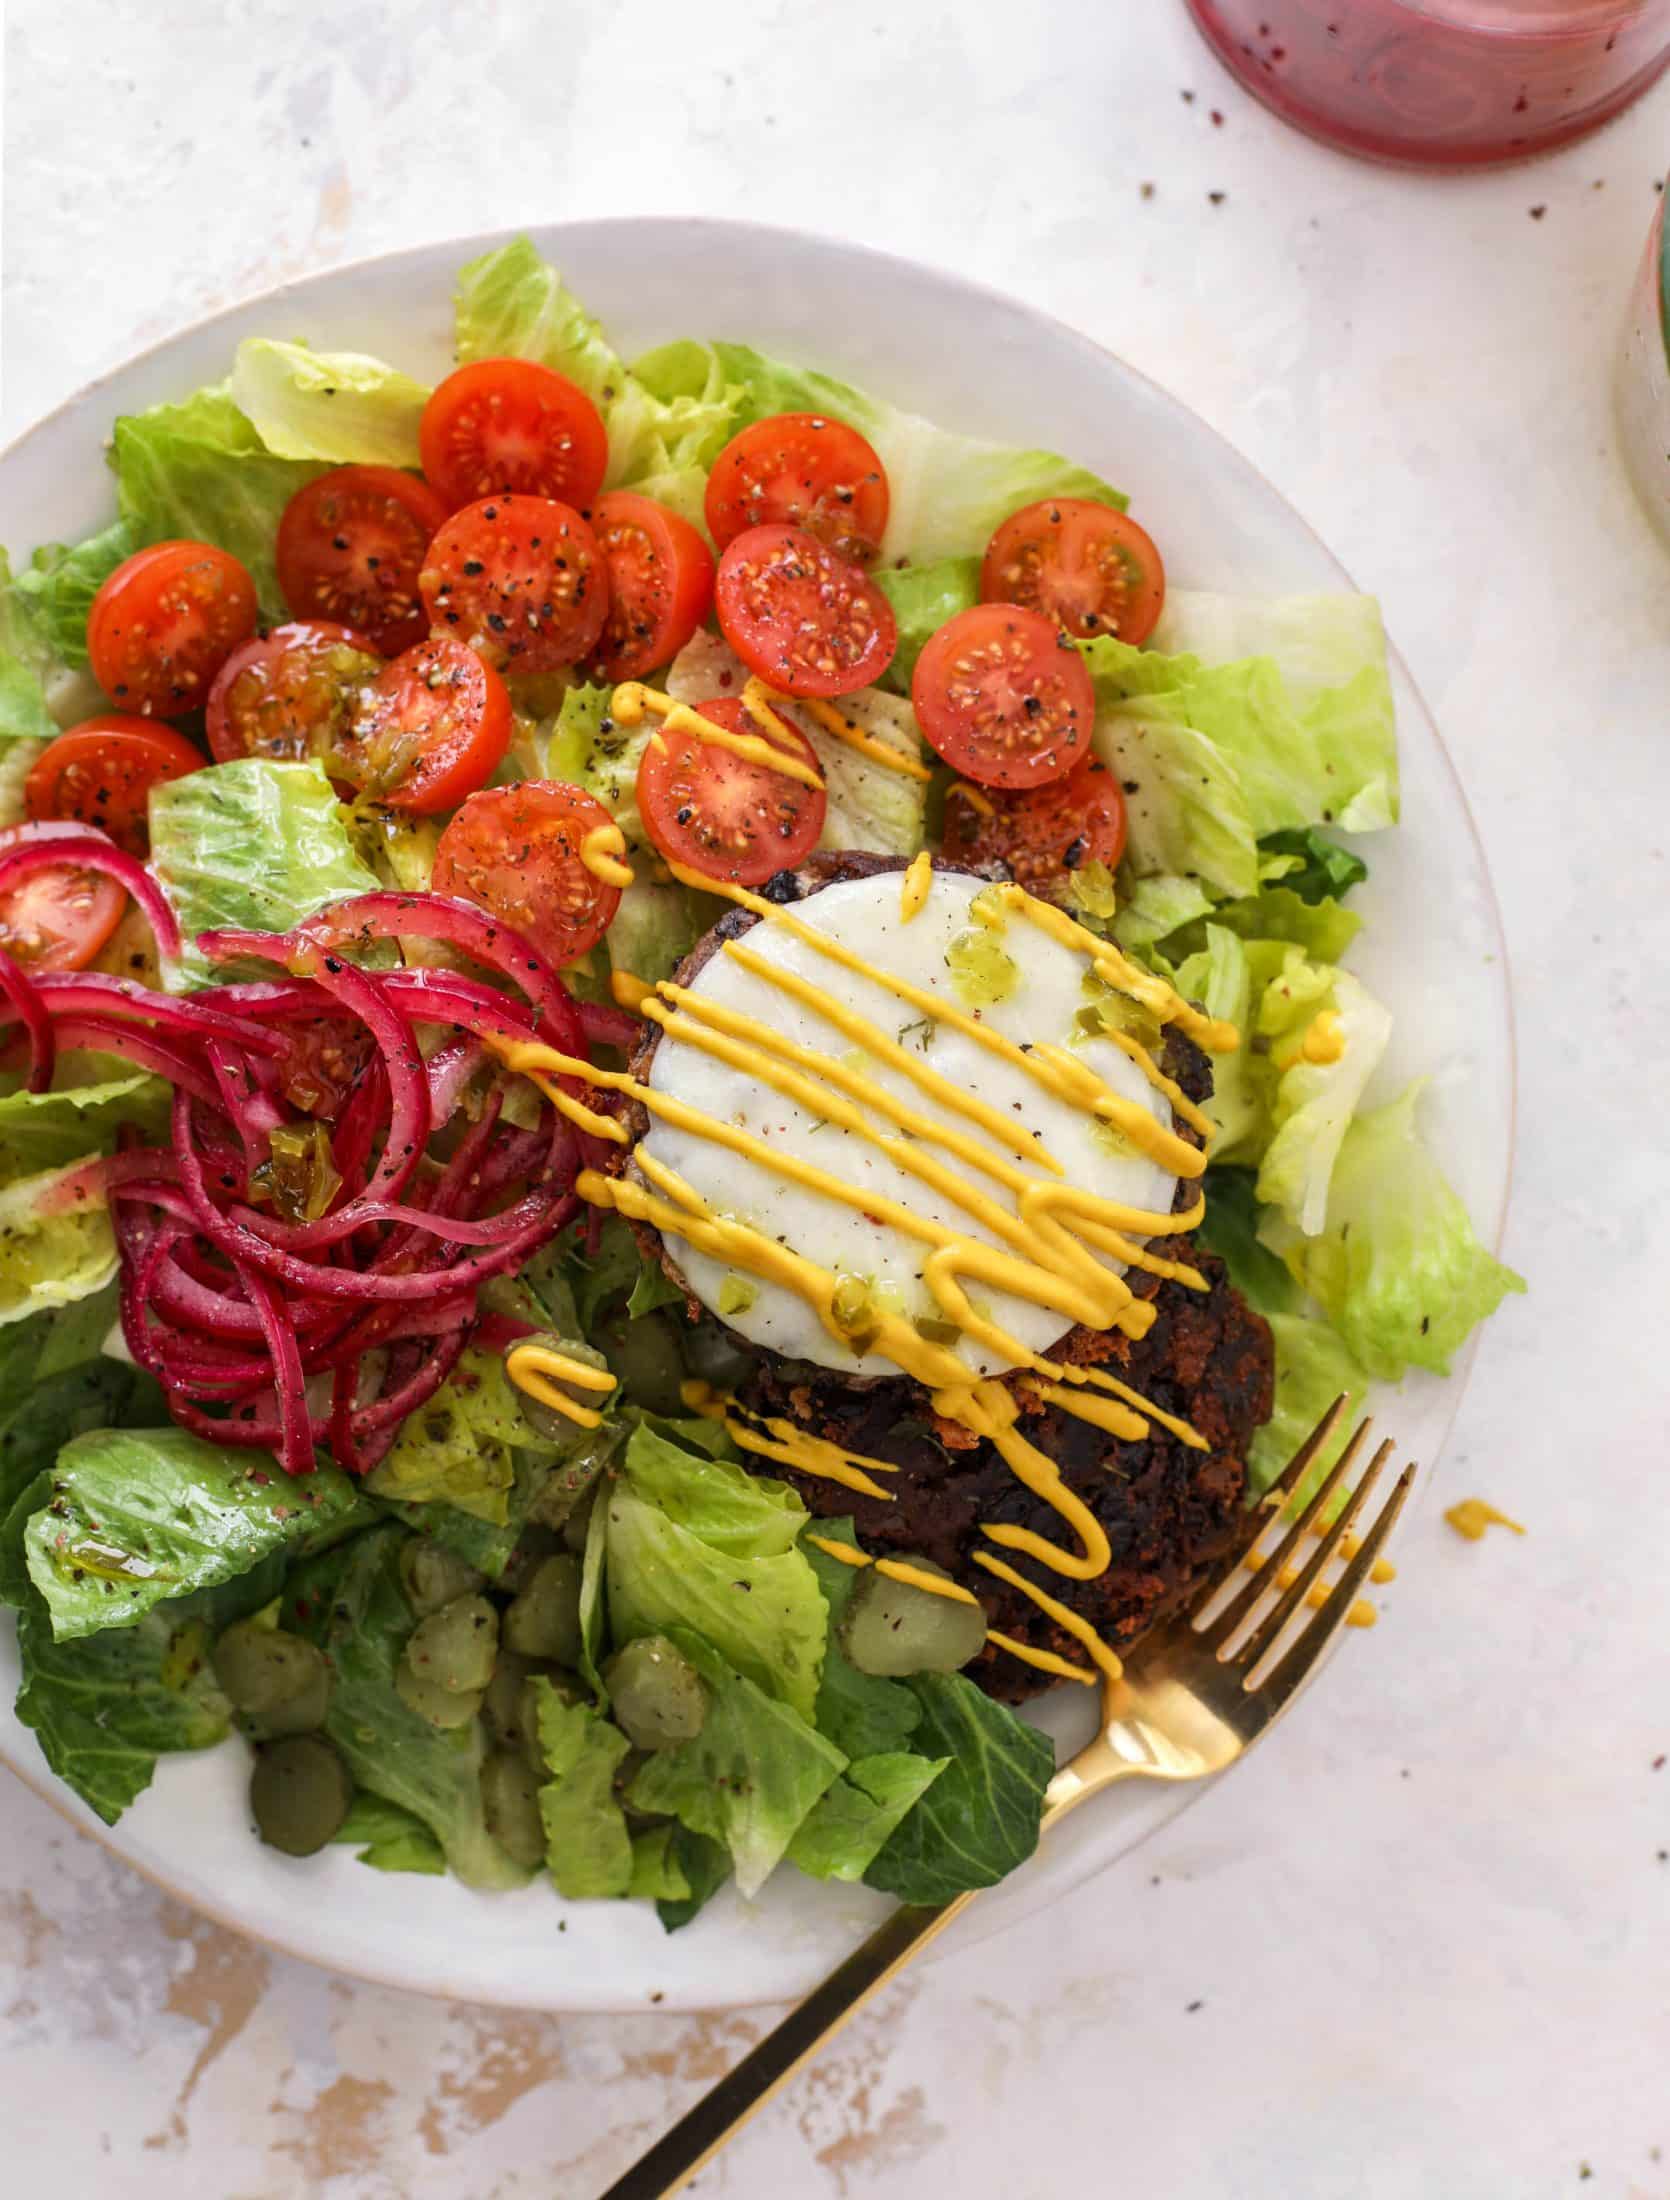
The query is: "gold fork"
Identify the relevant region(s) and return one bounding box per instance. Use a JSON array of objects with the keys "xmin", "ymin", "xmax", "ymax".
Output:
[{"xmin": 601, "ymin": 1400, "xmax": 1415, "ymax": 2200}]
